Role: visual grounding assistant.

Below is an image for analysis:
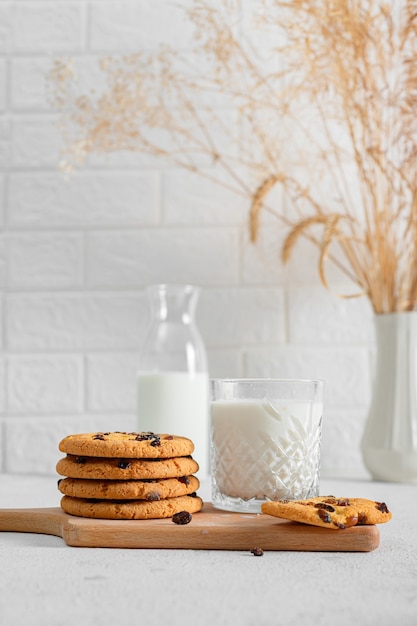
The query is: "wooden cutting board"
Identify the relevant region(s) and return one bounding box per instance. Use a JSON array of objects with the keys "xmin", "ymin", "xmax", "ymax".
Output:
[{"xmin": 0, "ymin": 504, "xmax": 380, "ymax": 551}]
